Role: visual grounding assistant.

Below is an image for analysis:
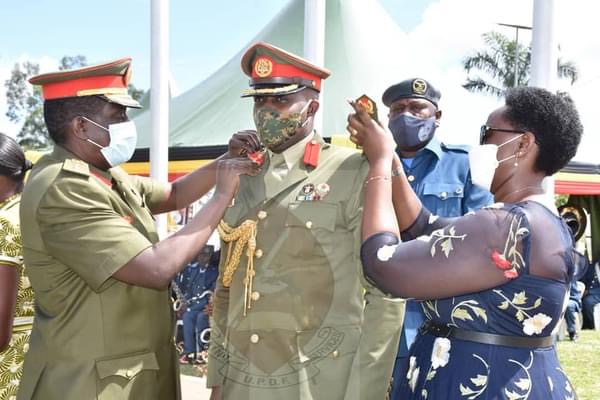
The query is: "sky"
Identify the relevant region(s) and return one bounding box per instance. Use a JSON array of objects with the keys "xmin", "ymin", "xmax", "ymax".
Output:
[{"xmin": 0, "ymin": 0, "xmax": 598, "ymax": 163}]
